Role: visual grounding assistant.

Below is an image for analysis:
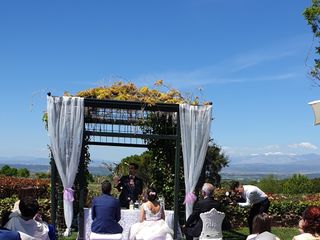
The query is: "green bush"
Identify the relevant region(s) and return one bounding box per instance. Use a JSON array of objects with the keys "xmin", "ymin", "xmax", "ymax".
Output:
[
  {"xmin": 257, "ymin": 175, "xmax": 284, "ymax": 194},
  {"xmin": 220, "ymin": 196, "xmax": 320, "ymax": 229},
  {"xmin": 282, "ymin": 174, "xmax": 313, "ymax": 194},
  {"xmin": 0, "ymin": 197, "xmax": 17, "ymax": 226}
]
